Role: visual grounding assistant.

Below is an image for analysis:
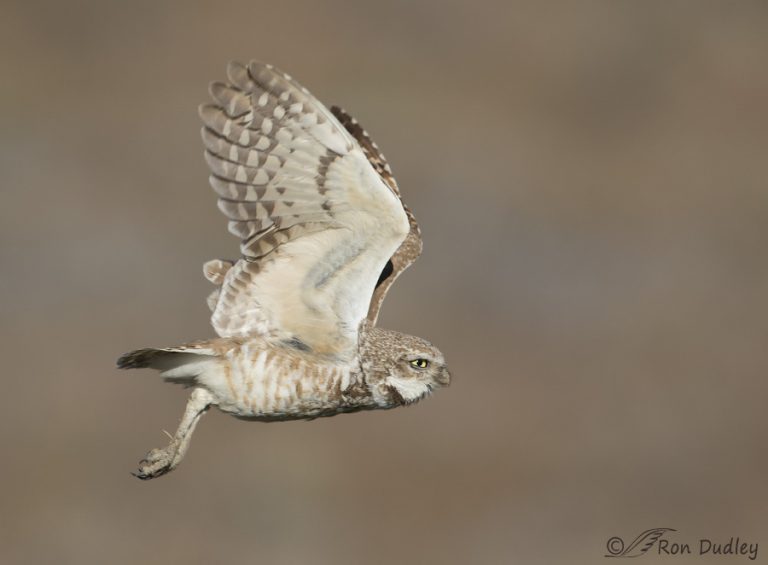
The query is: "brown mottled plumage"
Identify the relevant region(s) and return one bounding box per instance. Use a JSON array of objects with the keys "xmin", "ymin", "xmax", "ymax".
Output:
[{"xmin": 118, "ymin": 61, "xmax": 450, "ymax": 480}]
